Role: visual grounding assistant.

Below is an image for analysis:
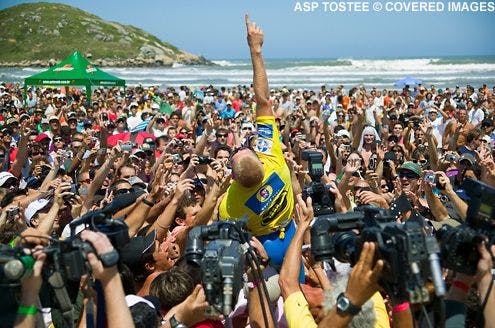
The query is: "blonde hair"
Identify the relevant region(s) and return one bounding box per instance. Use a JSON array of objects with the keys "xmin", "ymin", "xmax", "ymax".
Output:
[{"xmin": 232, "ymin": 153, "xmax": 264, "ymax": 188}]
